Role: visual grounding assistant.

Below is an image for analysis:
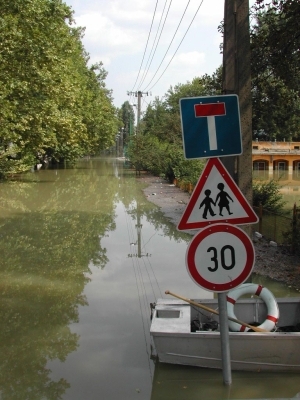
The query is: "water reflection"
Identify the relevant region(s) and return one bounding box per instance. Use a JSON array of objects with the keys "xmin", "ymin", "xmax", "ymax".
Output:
[{"xmin": 0, "ymin": 161, "xmax": 119, "ymax": 398}]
